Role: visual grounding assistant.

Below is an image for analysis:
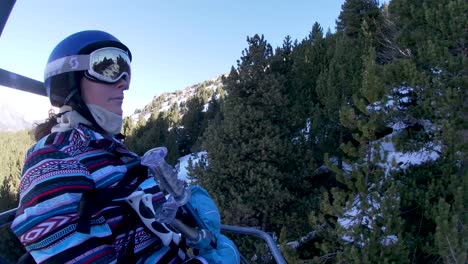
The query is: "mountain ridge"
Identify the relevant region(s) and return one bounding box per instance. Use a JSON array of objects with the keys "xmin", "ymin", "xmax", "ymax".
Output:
[
  {"xmin": 129, "ymin": 74, "xmax": 226, "ymax": 122},
  {"xmin": 0, "ymin": 103, "xmax": 33, "ymax": 132}
]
